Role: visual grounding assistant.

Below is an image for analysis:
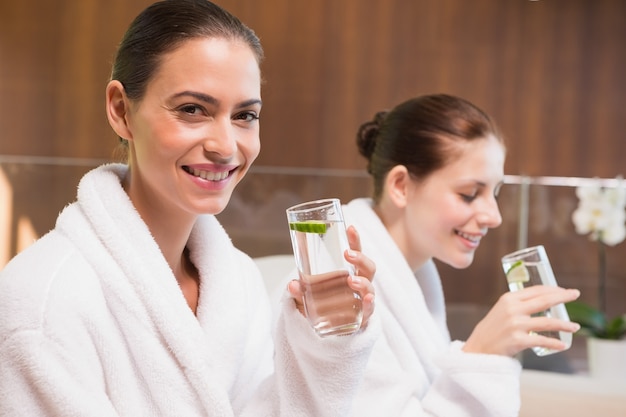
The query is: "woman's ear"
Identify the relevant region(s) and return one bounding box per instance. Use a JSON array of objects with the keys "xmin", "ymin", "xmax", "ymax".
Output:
[
  {"xmin": 385, "ymin": 165, "xmax": 411, "ymax": 209},
  {"xmin": 105, "ymin": 80, "xmax": 133, "ymax": 141}
]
